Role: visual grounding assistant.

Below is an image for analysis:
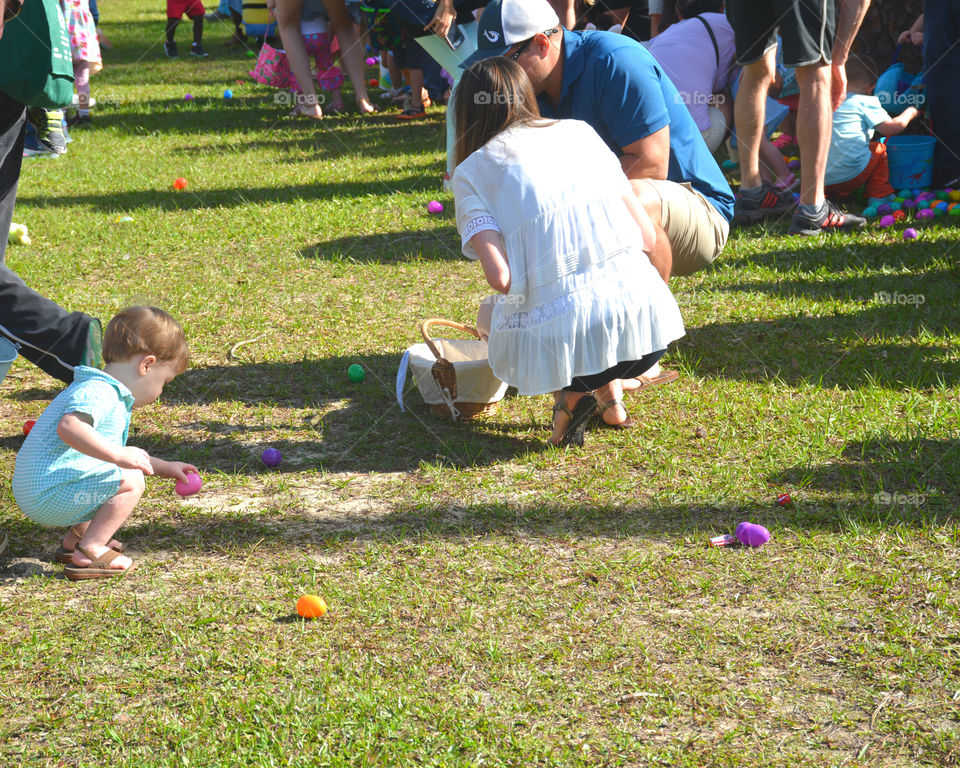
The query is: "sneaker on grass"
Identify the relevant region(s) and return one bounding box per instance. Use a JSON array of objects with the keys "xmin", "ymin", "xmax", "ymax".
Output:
[
  {"xmin": 732, "ymin": 182, "xmax": 795, "ymax": 225},
  {"xmin": 26, "ymin": 108, "xmax": 67, "ymax": 155},
  {"xmin": 190, "ymin": 43, "xmax": 209, "ymax": 58},
  {"xmin": 164, "ymin": 40, "xmax": 179, "ymax": 58},
  {"xmin": 788, "ymin": 200, "xmax": 867, "ymax": 236}
]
